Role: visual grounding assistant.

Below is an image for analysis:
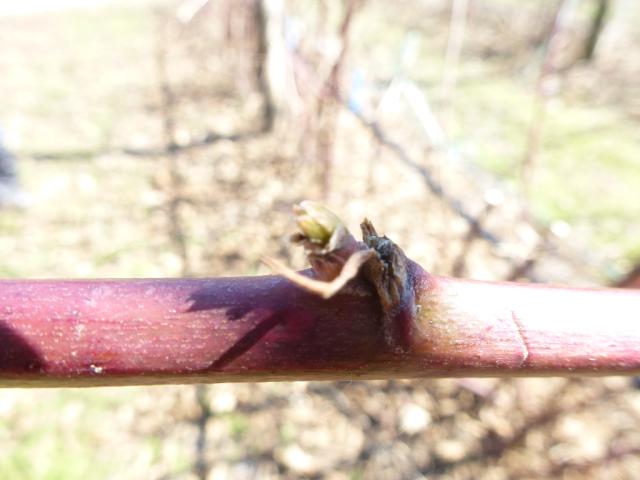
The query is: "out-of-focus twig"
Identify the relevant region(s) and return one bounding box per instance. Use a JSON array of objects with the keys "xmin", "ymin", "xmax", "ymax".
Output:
[
  {"xmin": 451, "ymin": 192, "xmax": 500, "ymax": 276},
  {"xmin": 251, "ymin": 0, "xmax": 275, "ymax": 133},
  {"xmin": 291, "ymin": 40, "xmax": 539, "ymax": 256},
  {"xmin": 350, "ymin": 108, "xmax": 502, "ymax": 246},
  {"xmin": 521, "ymin": 0, "xmax": 578, "ymax": 195},
  {"xmin": 316, "ymin": 0, "xmax": 364, "ymax": 199},
  {"xmin": 615, "ymin": 264, "xmax": 640, "ymax": 288},
  {"xmin": 440, "ymin": 0, "xmax": 469, "ymax": 126},
  {"xmin": 580, "ymin": 0, "xmax": 609, "ymax": 62},
  {"xmin": 155, "ymin": 14, "xmax": 191, "ymax": 277},
  {"xmin": 194, "ymin": 385, "xmax": 212, "ymax": 480}
]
